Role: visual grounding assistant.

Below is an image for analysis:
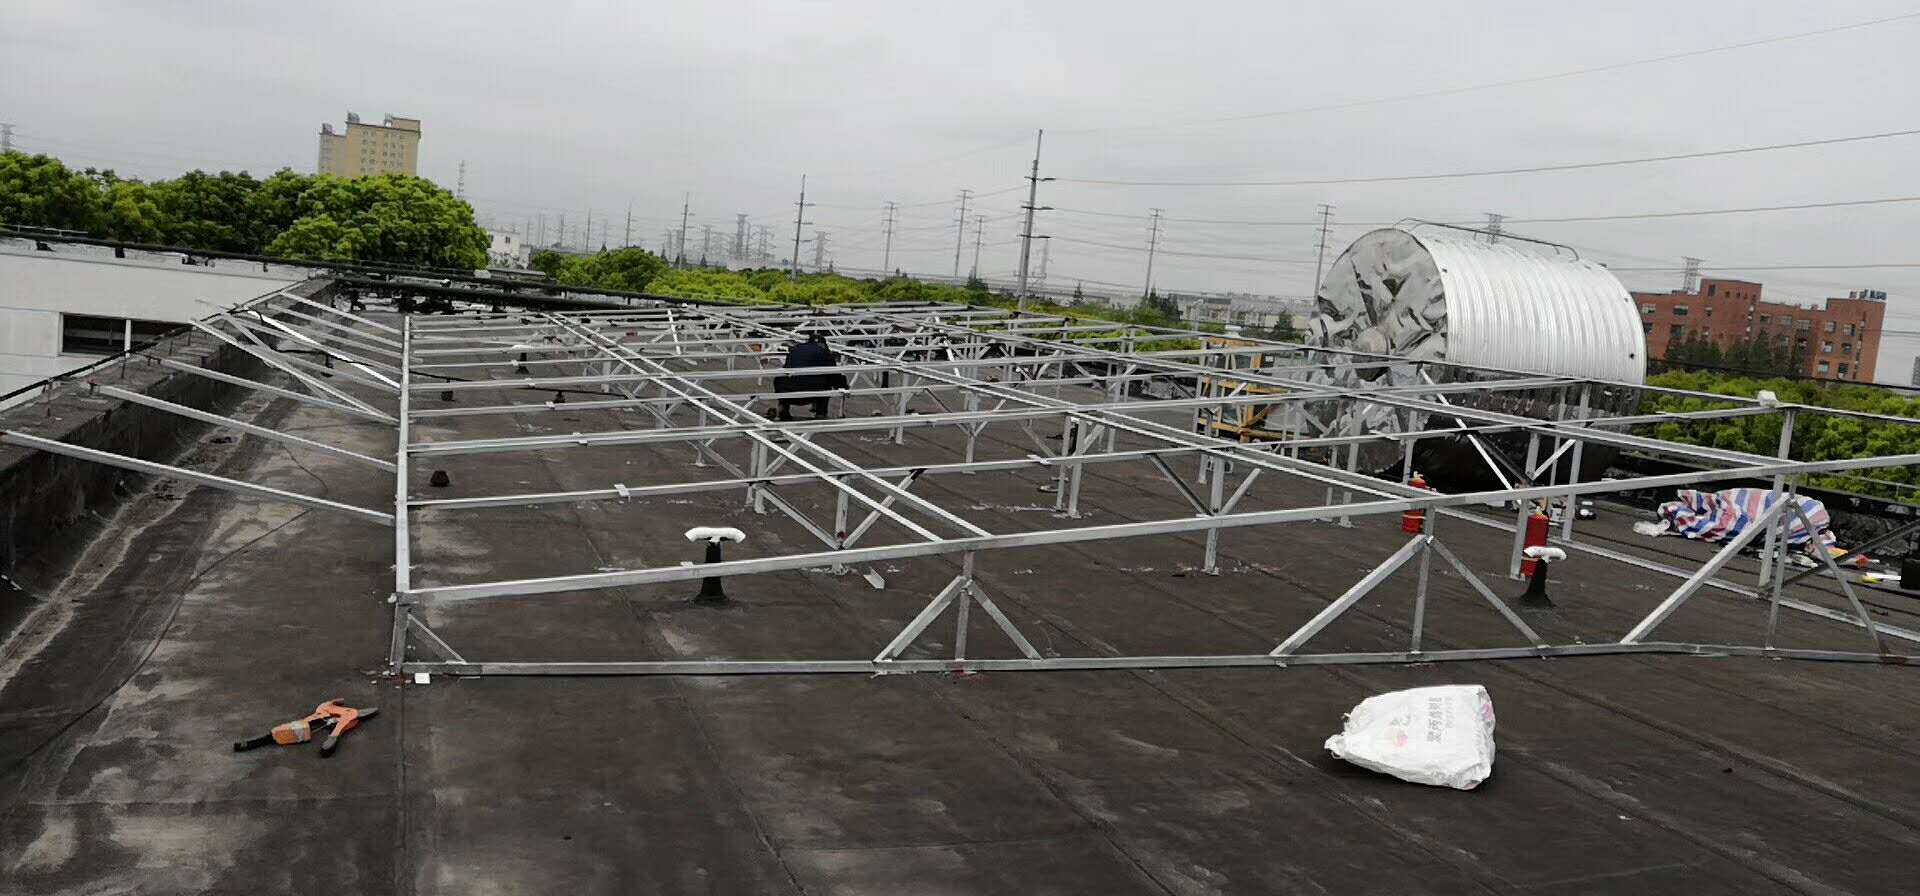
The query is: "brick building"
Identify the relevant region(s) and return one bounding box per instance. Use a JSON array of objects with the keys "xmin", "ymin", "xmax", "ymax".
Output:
[{"xmin": 1632, "ymin": 278, "xmax": 1887, "ymax": 381}]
